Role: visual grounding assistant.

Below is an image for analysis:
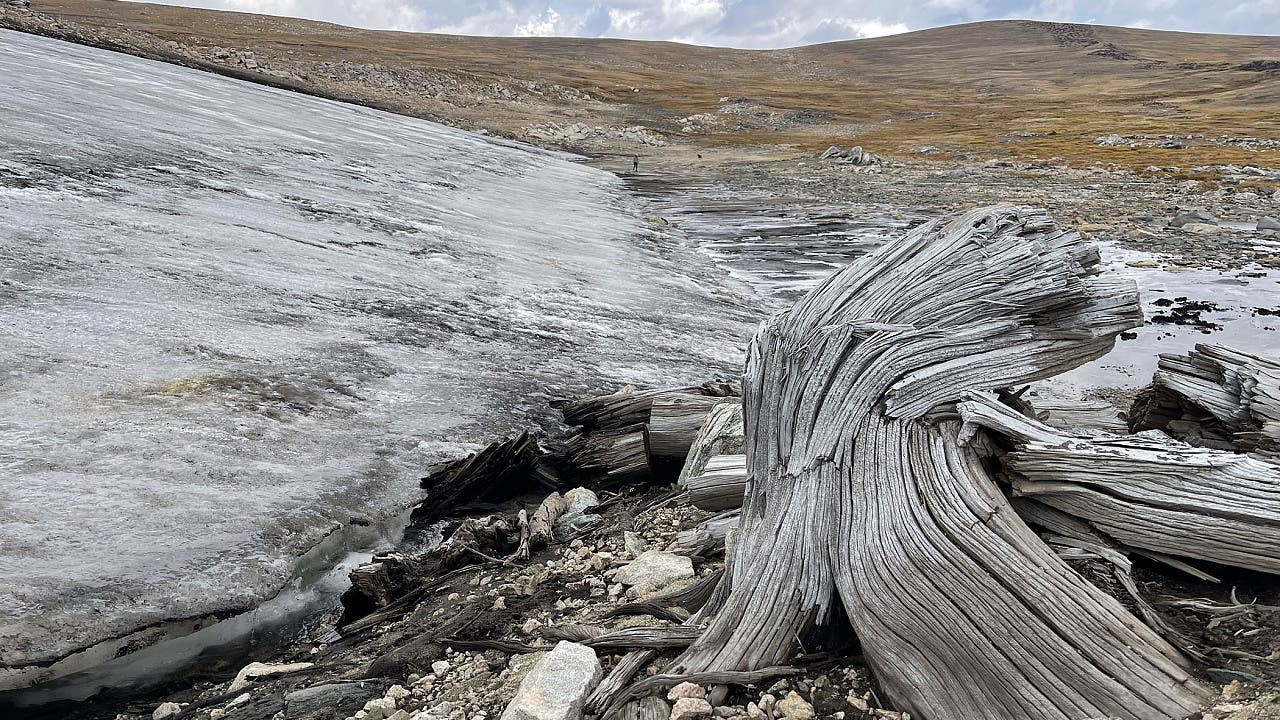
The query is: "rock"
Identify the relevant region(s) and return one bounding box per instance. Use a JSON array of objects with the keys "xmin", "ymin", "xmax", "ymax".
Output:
[
  {"xmin": 385, "ymin": 684, "xmax": 410, "ymax": 702},
  {"xmin": 554, "ymin": 487, "xmax": 600, "ymax": 536},
  {"xmin": 623, "ymin": 531, "xmax": 648, "ymax": 557},
  {"xmin": 668, "ymin": 681, "xmax": 707, "ymax": 700},
  {"xmin": 614, "ymin": 550, "xmax": 694, "ymax": 588},
  {"xmin": 1182, "ymin": 222, "xmax": 1222, "ymax": 234},
  {"xmin": 1170, "ymin": 209, "xmax": 1218, "ymax": 228},
  {"xmin": 671, "ymin": 698, "xmax": 713, "ymax": 720},
  {"xmin": 387, "ymin": 712, "xmax": 410, "ymax": 720},
  {"xmin": 1235, "ymin": 192, "xmax": 1260, "ymax": 204},
  {"xmin": 499, "ymin": 641, "xmax": 602, "ymax": 720},
  {"xmin": 153, "ymin": 702, "xmax": 182, "ymax": 720},
  {"xmin": 431, "ymin": 660, "xmax": 452, "ymax": 676},
  {"xmin": 285, "ymin": 683, "xmax": 372, "ymax": 717},
  {"xmin": 364, "ymin": 697, "xmax": 398, "ymax": 720},
  {"xmin": 1258, "ymin": 216, "xmax": 1280, "ymax": 231},
  {"xmin": 227, "ymin": 692, "xmax": 251, "ymax": 708},
  {"xmin": 561, "ymin": 487, "xmax": 599, "ymax": 515},
  {"xmin": 745, "ymin": 702, "xmax": 767, "ymax": 720},
  {"xmin": 775, "ymin": 692, "xmax": 814, "ymax": 720},
  {"xmin": 228, "ymin": 661, "xmax": 313, "ymax": 692}
]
